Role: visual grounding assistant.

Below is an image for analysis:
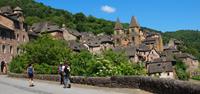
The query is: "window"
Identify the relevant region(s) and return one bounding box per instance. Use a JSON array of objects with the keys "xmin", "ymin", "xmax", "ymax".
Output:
[
  {"xmin": 23, "ymin": 35, "xmax": 25, "ymax": 42},
  {"xmin": 17, "ymin": 48, "xmax": 20, "ymax": 54},
  {"xmin": 132, "ymin": 37, "xmax": 135, "ymax": 42},
  {"xmin": 17, "ymin": 34, "xmax": 19, "ymax": 41},
  {"xmin": 2, "ymin": 45, "xmax": 6, "ymax": 53},
  {"xmin": 2, "ymin": 32, "xmax": 6, "ymax": 40},
  {"xmin": 167, "ymin": 73, "xmax": 170, "ymax": 76},
  {"xmin": 10, "ymin": 46, "xmax": 13, "ymax": 54}
]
